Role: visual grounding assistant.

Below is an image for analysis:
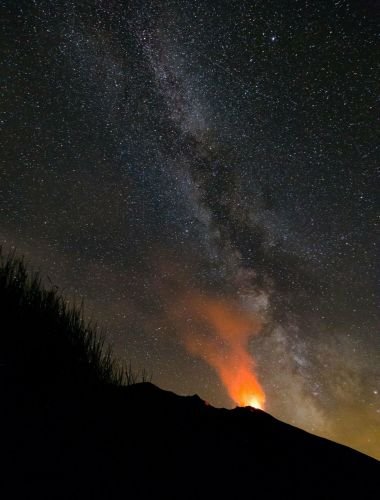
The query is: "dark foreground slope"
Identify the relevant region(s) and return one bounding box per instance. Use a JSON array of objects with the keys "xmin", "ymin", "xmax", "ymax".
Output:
[
  {"xmin": 2, "ymin": 382, "xmax": 379, "ymax": 500},
  {"xmin": 1, "ymin": 252, "xmax": 378, "ymax": 499}
]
